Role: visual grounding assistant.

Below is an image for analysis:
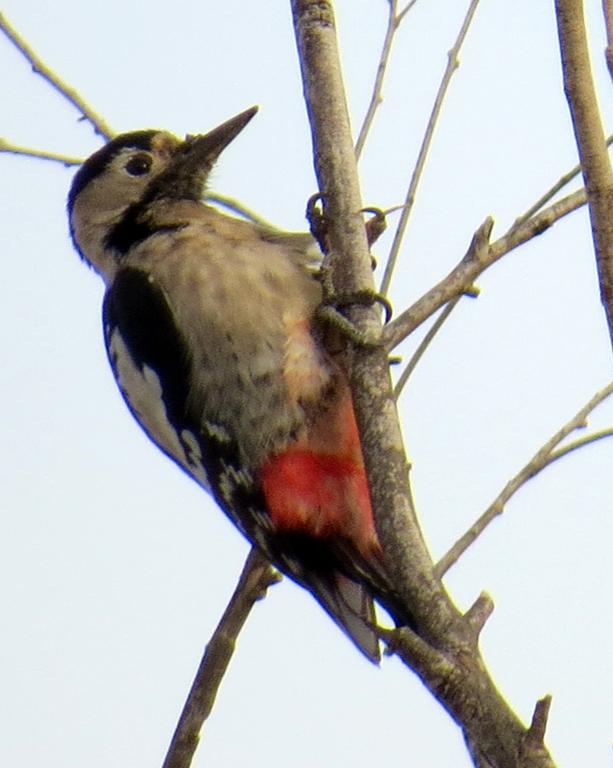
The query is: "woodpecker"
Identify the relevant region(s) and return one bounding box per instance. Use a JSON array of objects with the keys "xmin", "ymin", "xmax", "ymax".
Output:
[{"xmin": 68, "ymin": 106, "xmax": 410, "ymax": 661}]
